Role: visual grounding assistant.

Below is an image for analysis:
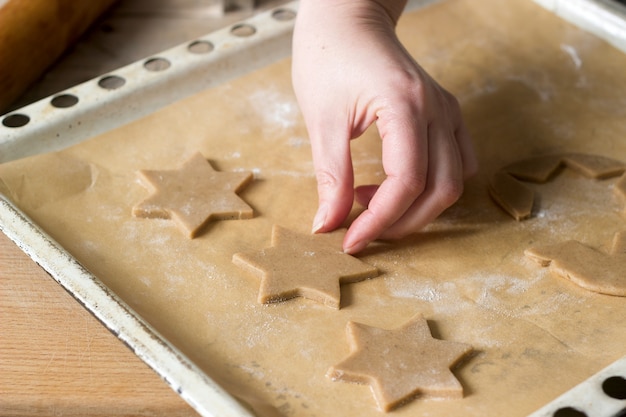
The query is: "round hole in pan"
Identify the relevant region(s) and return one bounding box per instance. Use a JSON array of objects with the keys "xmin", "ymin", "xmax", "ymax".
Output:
[
  {"xmin": 272, "ymin": 8, "xmax": 296, "ymax": 21},
  {"xmin": 98, "ymin": 75, "xmax": 126, "ymax": 90},
  {"xmin": 230, "ymin": 23, "xmax": 256, "ymax": 37},
  {"xmin": 144, "ymin": 57, "xmax": 171, "ymax": 72},
  {"xmin": 2, "ymin": 113, "xmax": 30, "ymax": 128},
  {"xmin": 602, "ymin": 375, "xmax": 626, "ymax": 400},
  {"xmin": 552, "ymin": 407, "xmax": 588, "ymax": 417},
  {"xmin": 188, "ymin": 40, "xmax": 214, "ymax": 54},
  {"xmin": 51, "ymin": 94, "xmax": 79, "ymax": 109}
]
